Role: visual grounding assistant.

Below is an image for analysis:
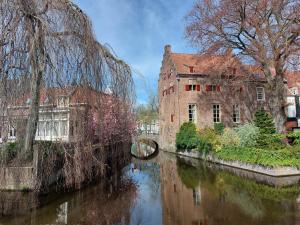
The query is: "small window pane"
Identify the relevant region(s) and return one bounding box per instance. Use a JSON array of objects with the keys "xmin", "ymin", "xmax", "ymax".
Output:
[
  {"xmin": 232, "ymin": 104, "xmax": 240, "ymax": 123},
  {"xmin": 213, "ymin": 104, "xmax": 220, "ymax": 123},
  {"xmin": 256, "ymin": 87, "xmax": 265, "ymax": 101},
  {"xmin": 189, "ymin": 104, "xmax": 196, "ymax": 123}
]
